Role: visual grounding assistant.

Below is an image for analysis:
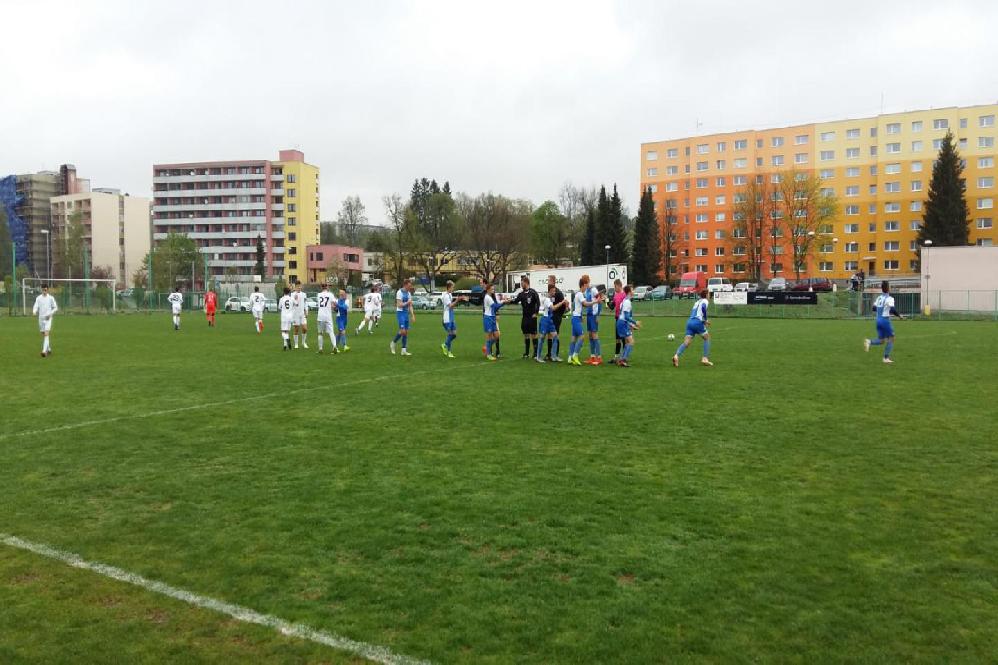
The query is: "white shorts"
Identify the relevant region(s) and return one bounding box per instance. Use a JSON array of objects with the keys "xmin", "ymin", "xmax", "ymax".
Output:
[
  {"xmin": 364, "ymin": 306, "xmax": 376, "ymax": 318},
  {"xmin": 38, "ymin": 317, "xmax": 52, "ymax": 333},
  {"xmin": 281, "ymin": 316, "xmax": 294, "ymax": 332},
  {"xmin": 252, "ymin": 309, "xmax": 264, "ymax": 320},
  {"xmin": 317, "ymin": 318, "xmax": 333, "ymax": 334},
  {"xmin": 293, "ymin": 313, "xmax": 306, "ymax": 326},
  {"xmin": 171, "ymin": 306, "xmax": 182, "ymax": 315},
  {"xmin": 374, "ymin": 308, "xmax": 382, "ymax": 318}
]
